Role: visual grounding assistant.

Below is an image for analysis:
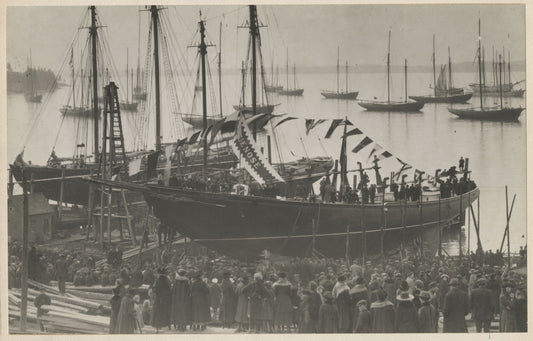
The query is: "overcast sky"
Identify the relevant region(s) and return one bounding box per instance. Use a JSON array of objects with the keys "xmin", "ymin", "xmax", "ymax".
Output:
[{"xmin": 7, "ymin": 4, "xmax": 525, "ymax": 73}]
